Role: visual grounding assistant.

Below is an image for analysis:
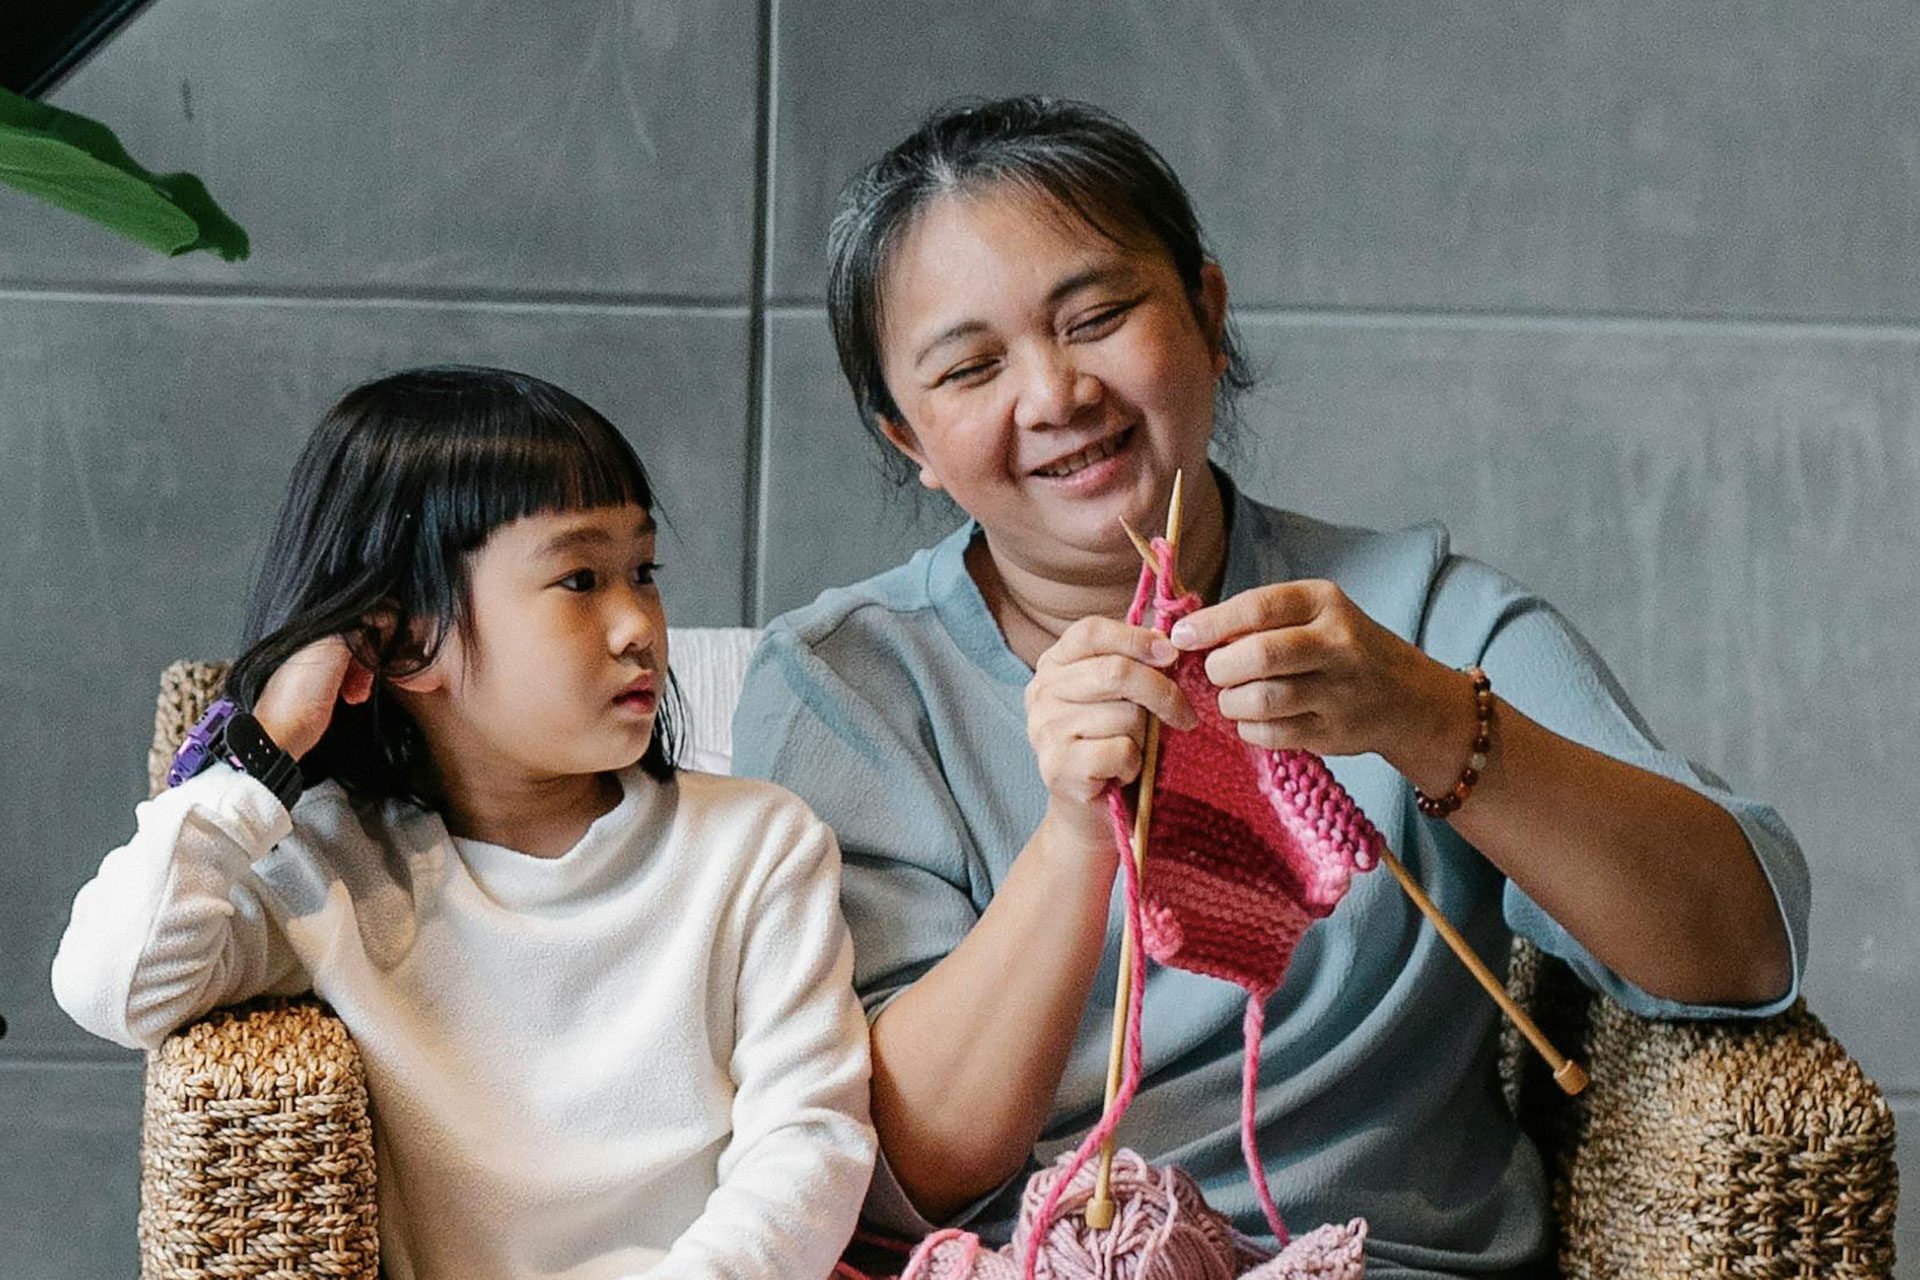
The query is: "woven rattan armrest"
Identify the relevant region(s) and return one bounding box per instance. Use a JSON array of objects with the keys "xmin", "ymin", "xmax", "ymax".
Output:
[
  {"xmin": 141, "ymin": 660, "xmax": 380, "ymax": 1279},
  {"xmin": 1507, "ymin": 943, "xmax": 1899, "ymax": 1278}
]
